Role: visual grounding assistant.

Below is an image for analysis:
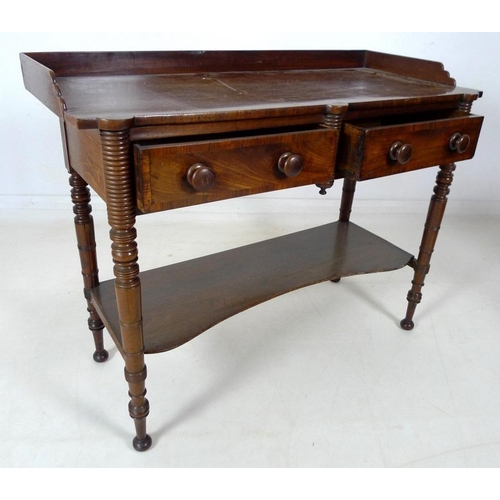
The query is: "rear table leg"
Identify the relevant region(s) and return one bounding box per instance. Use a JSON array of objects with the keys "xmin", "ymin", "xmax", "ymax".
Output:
[
  {"xmin": 69, "ymin": 169, "xmax": 109, "ymax": 362},
  {"xmin": 331, "ymin": 176, "xmax": 358, "ymax": 283},
  {"xmin": 339, "ymin": 176, "xmax": 357, "ymax": 223},
  {"xmin": 401, "ymin": 163, "xmax": 456, "ymax": 330}
]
